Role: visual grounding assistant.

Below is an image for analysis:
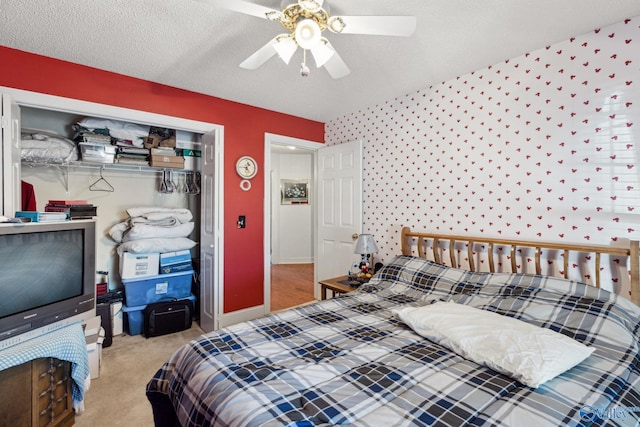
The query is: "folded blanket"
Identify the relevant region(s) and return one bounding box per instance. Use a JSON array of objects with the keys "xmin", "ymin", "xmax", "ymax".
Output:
[
  {"xmin": 109, "ymin": 220, "xmax": 194, "ymax": 243},
  {"xmin": 127, "ymin": 207, "xmax": 193, "ymax": 224},
  {"xmin": 129, "ymin": 216, "xmax": 179, "ymax": 228},
  {"xmin": 109, "ymin": 208, "xmax": 195, "ymax": 243},
  {"xmin": 123, "ymin": 222, "xmax": 194, "ymax": 242},
  {"xmin": 117, "ymin": 238, "xmax": 197, "ymax": 255}
]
